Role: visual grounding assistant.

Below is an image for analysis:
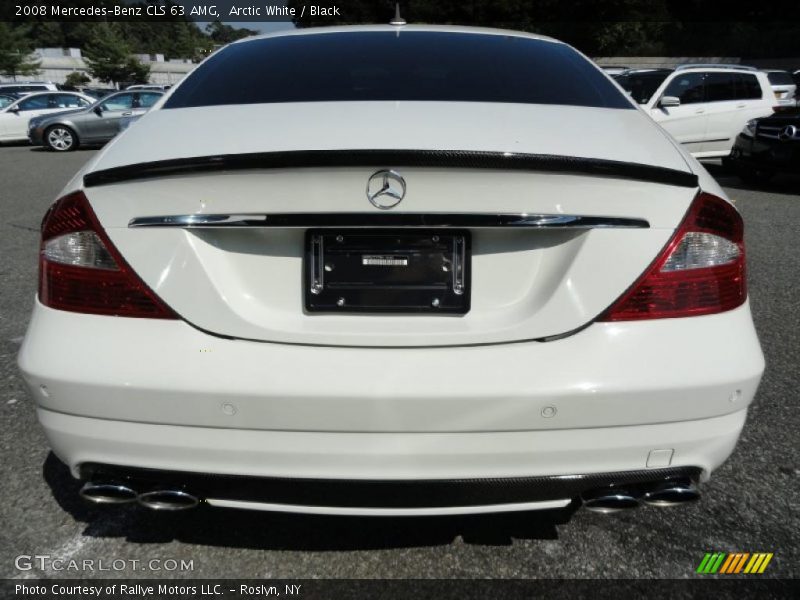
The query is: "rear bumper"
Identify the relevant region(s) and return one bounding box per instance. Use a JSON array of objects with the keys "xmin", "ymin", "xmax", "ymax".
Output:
[
  {"xmin": 41, "ymin": 407, "xmax": 745, "ymax": 483},
  {"xmin": 43, "ymin": 407, "xmax": 738, "ymax": 514},
  {"xmin": 19, "ymin": 300, "xmax": 763, "ymax": 433},
  {"xmin": 79, "ymin": 460, "xmax": 703, "ymax": 516},
  {"xmin": 20, "ymin": 299, "xmax": 762, "ymax": 513}
]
